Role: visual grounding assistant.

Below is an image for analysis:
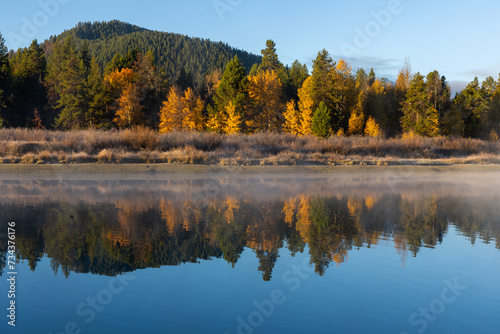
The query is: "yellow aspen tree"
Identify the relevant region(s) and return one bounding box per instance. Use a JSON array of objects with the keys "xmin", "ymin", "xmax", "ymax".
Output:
[
  {"xmin": 364, "ymin": 116, "xmax": 380, "ymax": 137},
  {"xmin": 298, "ymin": 76, "xmax": 314, "ymax": 135},
  {"xmin": 333, "ymin": 59, "xmax": 356, "ymax": 121},
  {"xmin": 159, "ymin": 86, "xmax": 185, "ymax": 132},
  {"xmin": 223, "ymin": 101, "xmax": 242, "ymax": 134},
  {"xmin": 283, "ymin": 100, "xmax": 301, "ymax": 135},
  {"xmin": 205, "ymin": 70, "xmax": 222, "ymax": 99},
  {"xmin": 396, "ymin": 57, "xmax": 411, "ymax": 96},
  {"xmin": 114, "ymin": 83, "xmax": 143, "ymax": 128},
  {"xmin": 106, "ymin": 68, "xmax": 135, "ymax": 90},
  {"xmin": 348, "ymin": 111, "xmax": 365, "ymax": 135},
  {"xmin": 106, "ymin": 68, "xmax": 142, "ymax": 128},
  {"xmin": 248, "ymin": 70, "xmax": 282, "ymax": 131},
  {"xmin": 182, "ymin": 88, "xmax": 206, "ymax": 131},
  {"xmin": 348, "ymin": 91, "xmax": 367, "ymax": 135},
  {"xmin": 424, "ymin": 106, "xmax": 440, "ymax": 137},
  {"xmin": 206, "ymin": 109, "xmax": 226, "ymax": 133},
  {"xmin": 371, "ymin": 78, "xmax": 386, "ymax": 95}
]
